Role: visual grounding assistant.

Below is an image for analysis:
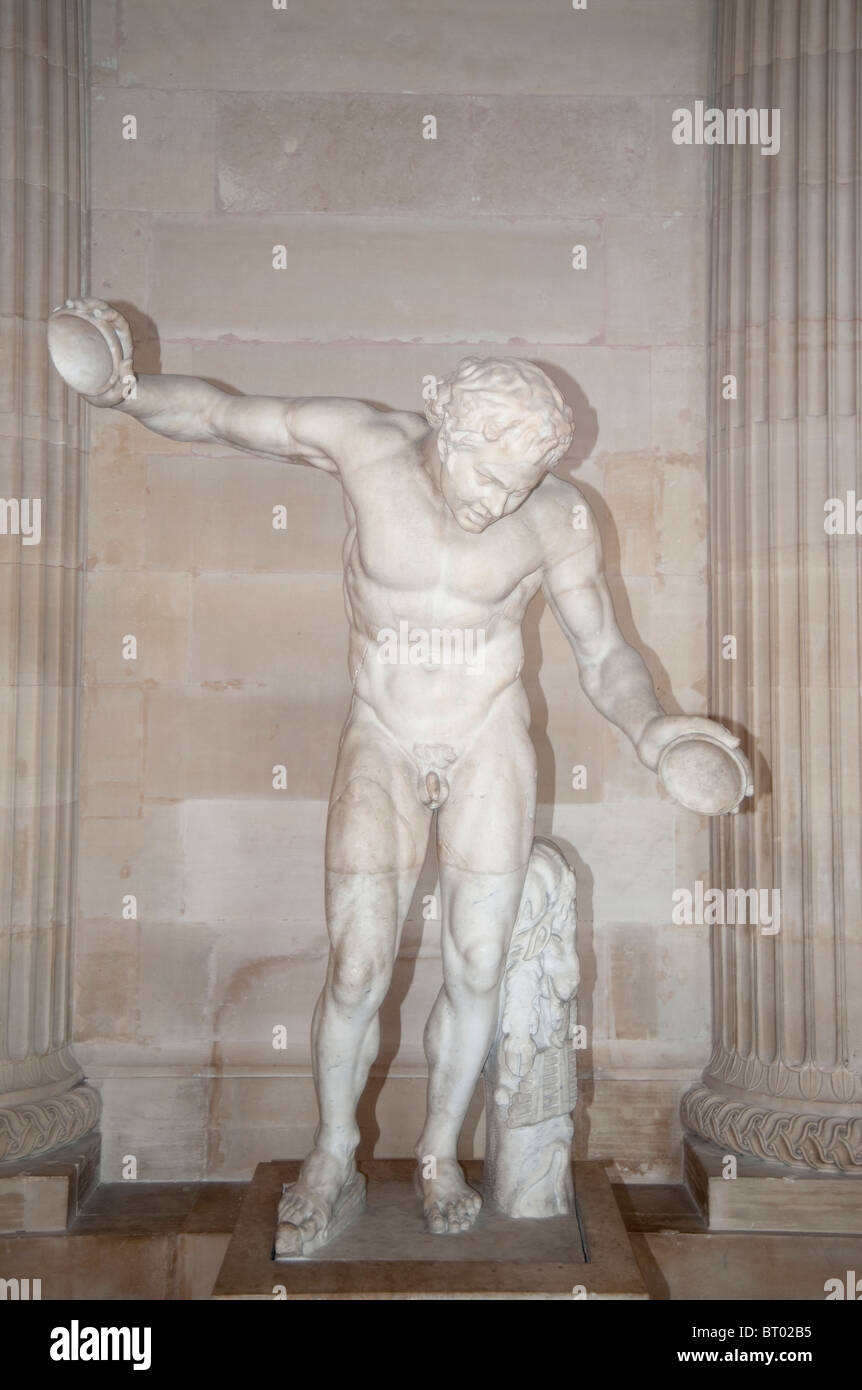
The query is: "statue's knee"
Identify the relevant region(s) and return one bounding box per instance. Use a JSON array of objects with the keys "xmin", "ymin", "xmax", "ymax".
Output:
[
  {"xmin": 455, "ymin": 937, "xmax": 505, "ymax": 997},
  {"xmin": 329, "ymin": 949, "xmax": 390, "ymax": 1014}
]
